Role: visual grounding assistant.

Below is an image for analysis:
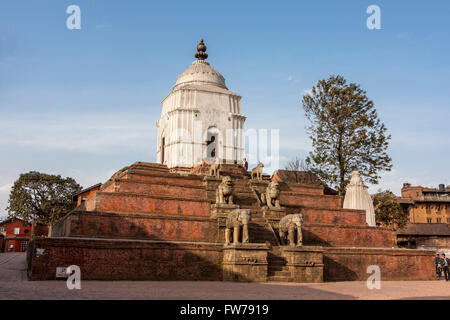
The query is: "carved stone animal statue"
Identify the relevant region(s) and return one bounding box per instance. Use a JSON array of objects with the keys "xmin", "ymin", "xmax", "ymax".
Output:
[
  {"xmin": 261, "ymin": 180, "xmax": 281, "ymax": 208},
  {"xmin": 251, "ymin": 162, "xmax": 264, "ymax": 180},
  {"xmin": 216, "ymin": 176, "xmax": 234, "ymax": 205},
  {"xmin": 279, "ymin": 214, "xmax": 303, "ymax": 246},
  {"xmin": 209, "ymin": 159, "xmax": 220, "ymax": 178},
  {"xmin": 225, "ymin": 209, "xmax": 252, "ymax": 244}
]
